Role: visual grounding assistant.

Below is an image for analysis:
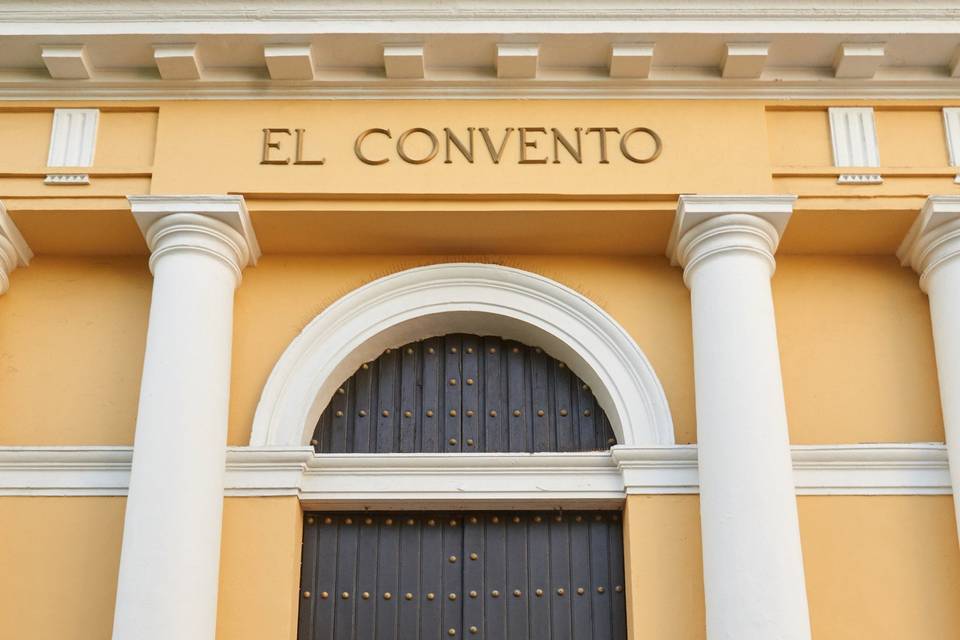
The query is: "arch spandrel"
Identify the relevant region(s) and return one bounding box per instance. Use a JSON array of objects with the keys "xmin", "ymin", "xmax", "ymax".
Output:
[{"xmin": 250, "ymin": 263, "xmax": 674, "ymax": 448}]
